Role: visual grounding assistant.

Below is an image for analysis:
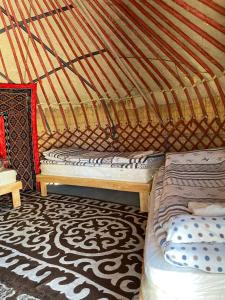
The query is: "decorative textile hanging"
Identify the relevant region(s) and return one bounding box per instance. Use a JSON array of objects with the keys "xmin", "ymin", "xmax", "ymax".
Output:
[
  {"xmin": 0, "ymin": 83, "xmax": 39, "ymax": 190},
  {"xmin": 0, "ymin": 116, "xmax": 6, "ymax": 159}
]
